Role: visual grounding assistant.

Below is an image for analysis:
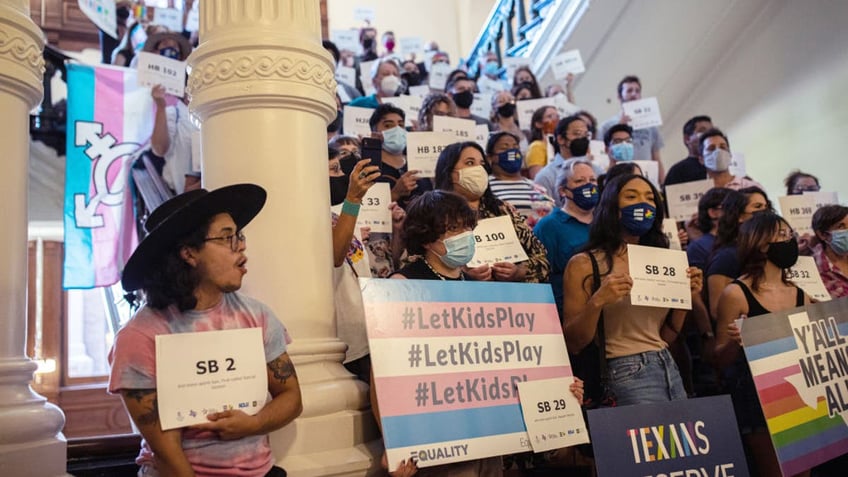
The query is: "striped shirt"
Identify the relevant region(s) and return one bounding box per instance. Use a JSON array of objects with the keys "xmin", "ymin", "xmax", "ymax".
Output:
[{"xmin": 488, "ymin": 176, "xmax": 555, "ymax": 228}]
